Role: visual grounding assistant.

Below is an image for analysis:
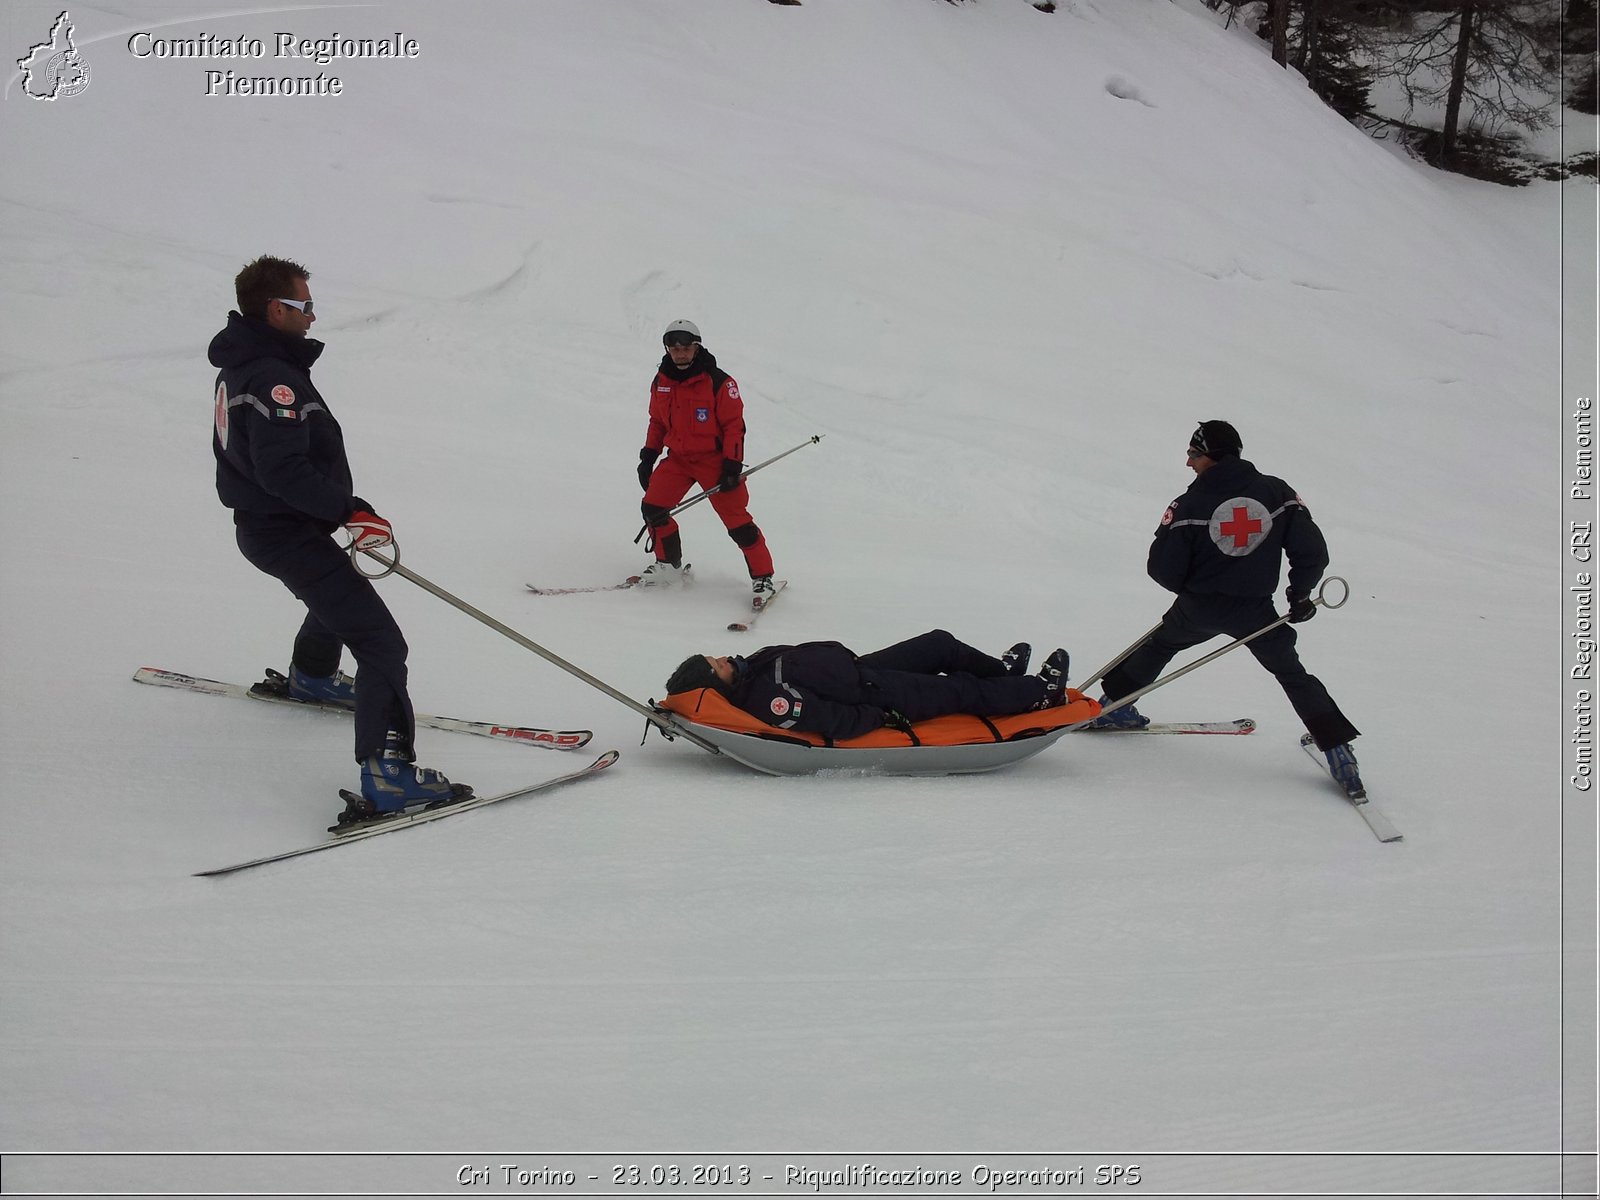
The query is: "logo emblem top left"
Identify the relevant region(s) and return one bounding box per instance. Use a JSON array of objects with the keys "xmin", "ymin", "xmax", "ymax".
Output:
[{"xmin": 17, "ymin": 12, "xmax": 91, "ymax": 101}]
